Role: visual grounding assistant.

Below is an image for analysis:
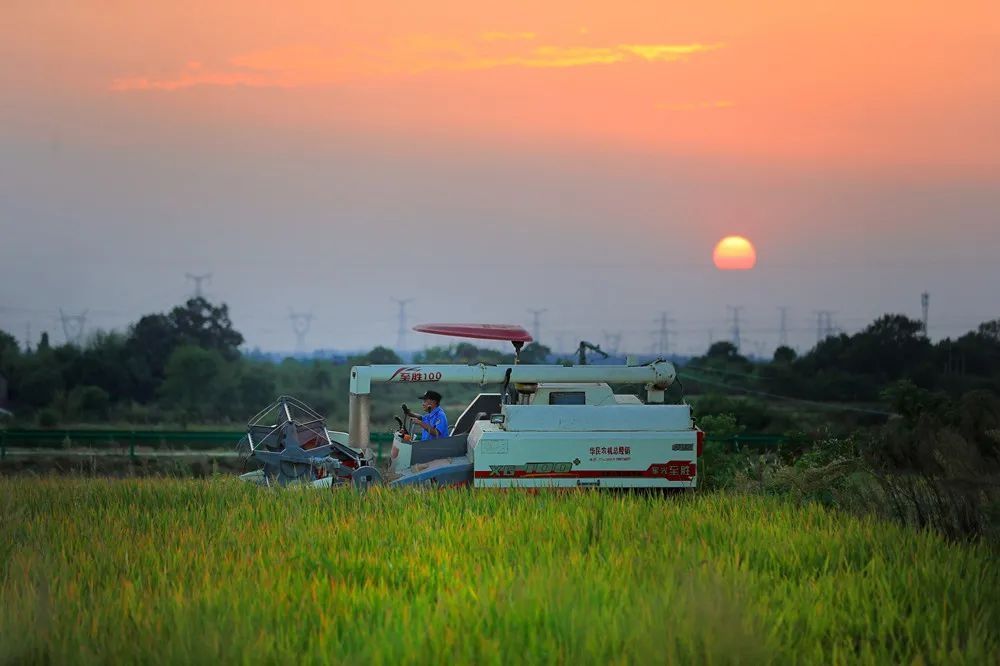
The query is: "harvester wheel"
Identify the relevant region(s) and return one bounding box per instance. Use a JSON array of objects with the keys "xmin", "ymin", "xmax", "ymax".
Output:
[{"xmin": 351, "ymin": 466, "xmax": 384, "ymax": 492}]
